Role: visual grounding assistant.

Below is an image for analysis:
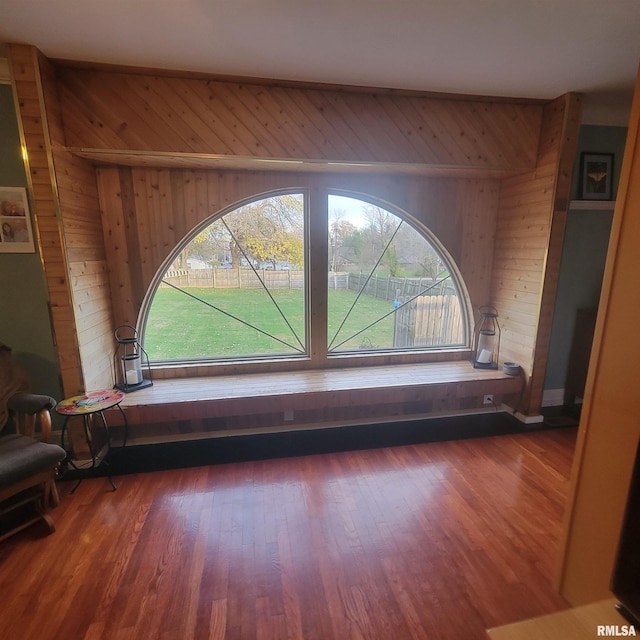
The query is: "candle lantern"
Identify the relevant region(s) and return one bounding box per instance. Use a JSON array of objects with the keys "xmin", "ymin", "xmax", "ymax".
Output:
[
  {"xmin": 114, "ymin": 325, "xmax": 153, "ymax": 392},
  {"xmin": 472, "ymin": 305, "xmax": 500, "ymax": 369}
]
